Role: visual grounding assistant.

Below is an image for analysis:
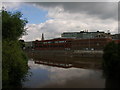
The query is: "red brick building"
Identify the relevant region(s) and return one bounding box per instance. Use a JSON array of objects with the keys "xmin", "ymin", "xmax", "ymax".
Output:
[
  {"xmin": 33, "ymin": 38, "xmax": 113, "ymax": 50},
  {"xmin": 71, "ymin": 38, "xmax": 112, "ymax": 50},
  {"xmin": 33, "ymin": 38, "xmax": 73, "ymax": 50}
]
